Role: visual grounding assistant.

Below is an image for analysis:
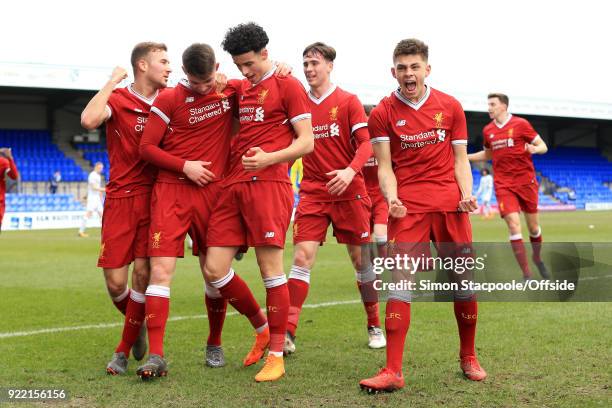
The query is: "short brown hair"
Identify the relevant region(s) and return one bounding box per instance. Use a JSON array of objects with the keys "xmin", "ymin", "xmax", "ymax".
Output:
[
  {"xmin": 303, "ymin": 42, "xmax": 336, "ymax": 62},
  {"xmin": 393, "ymin": 38, "xmax": 428, "ymax": 62},
  {"xmin": 488, "ymin": 93, "xmax": 509, "ymax": 107},
  {"xmin": 182, "ymin": 43, "xmax": 216, "ymax": 77},
  {"xmin": 130, "ymin": 42, "xmax": 167, "ymax": 71}
]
